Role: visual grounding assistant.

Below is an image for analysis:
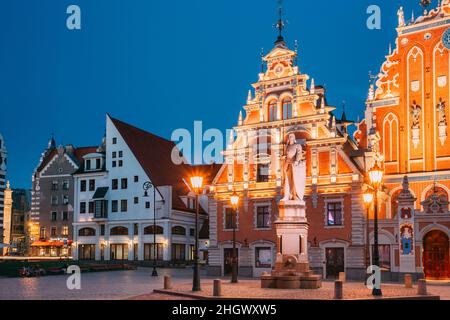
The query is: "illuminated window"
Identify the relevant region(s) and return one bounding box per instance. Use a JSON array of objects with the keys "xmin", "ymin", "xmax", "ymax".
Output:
[
  {"xmin": 327, "ymin": 202, "xmax": 343, "ymax": 226},
  {"xmin": 268, "ymin": 101, "xmax": 278, "ymax": 122},
  {"xmin": 282, "ymin": 99, "xmax": 293, "ymax": 119}
]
